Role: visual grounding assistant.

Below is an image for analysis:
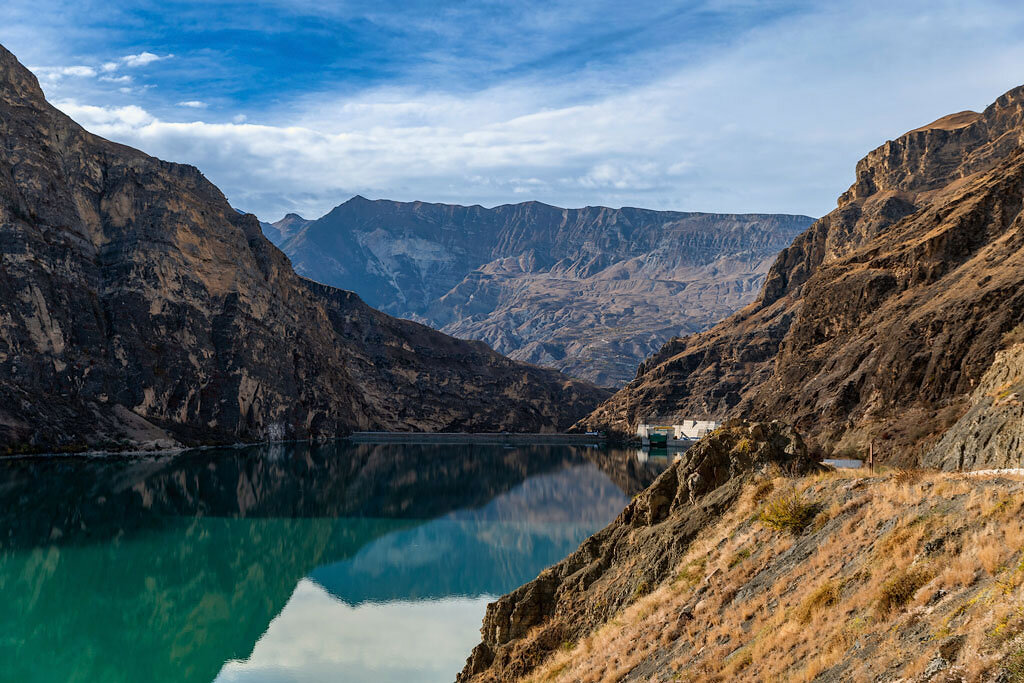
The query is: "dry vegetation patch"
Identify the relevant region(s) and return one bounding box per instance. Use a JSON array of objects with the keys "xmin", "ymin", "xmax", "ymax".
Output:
[{"xmin": 526, "ymin": 470, "xmax": 1024, "ymax": 683}]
